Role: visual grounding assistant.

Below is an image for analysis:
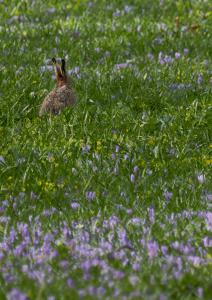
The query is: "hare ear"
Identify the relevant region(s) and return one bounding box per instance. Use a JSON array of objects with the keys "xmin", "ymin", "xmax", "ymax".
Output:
[
  {"xmin": 52, "ymin": 57, "xmax": 56, "ymax": 64},
  {"xmin": 52, "ymin": 58, "xmax": 63, "ymax": 77},
  {"xmin": 61, "ymin": 59, "xmax": 66, "ymax": 74}
]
